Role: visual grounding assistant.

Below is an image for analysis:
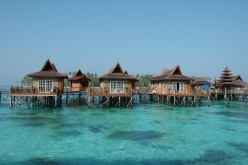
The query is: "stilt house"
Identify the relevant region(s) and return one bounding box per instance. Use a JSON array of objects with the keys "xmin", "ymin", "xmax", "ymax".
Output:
[
  {"xmin": 150, "ymin": 65, "xmax": 192, "ymax": 94},
  {"xmin": 191, "ymin": 76, "xmax": 211, "ymax": 90},
  {"xmin": 214, "ymin": 66, "xmax": 245, "ymax": 93},
  {"xmin": 27, "ymin": 59, "xmax": 68, "ymax": 94},
  {"xmin": 68, "ymin": 69, "xmax": 91, "ymax": 92},
  {"xmin": 98, "ymin": 63, "xmax": 139, "ymax": 94}
]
